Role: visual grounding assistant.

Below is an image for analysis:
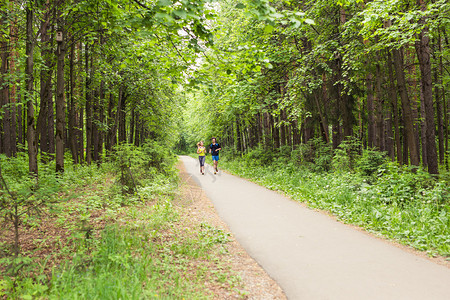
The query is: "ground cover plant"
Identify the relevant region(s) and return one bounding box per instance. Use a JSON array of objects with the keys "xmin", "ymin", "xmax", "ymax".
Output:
[
  {"xmin": 0, "ymin": 142, "xmax": 243, "ymax": 299},
  {"xmin": 203, "ymin": 143, "xmax": 450, "ymax": 258}
]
